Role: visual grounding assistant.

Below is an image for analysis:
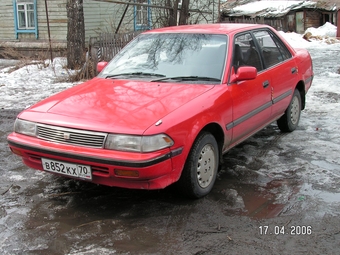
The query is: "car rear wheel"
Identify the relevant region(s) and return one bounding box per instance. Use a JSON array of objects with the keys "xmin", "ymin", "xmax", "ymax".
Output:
[
  {"xmin": 277, "ymin": 89, "xmax": 302, "ymax": 132},
  {"xmin": 176, "ymin": 132, "xmax": 219, "ymax": 199}
]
